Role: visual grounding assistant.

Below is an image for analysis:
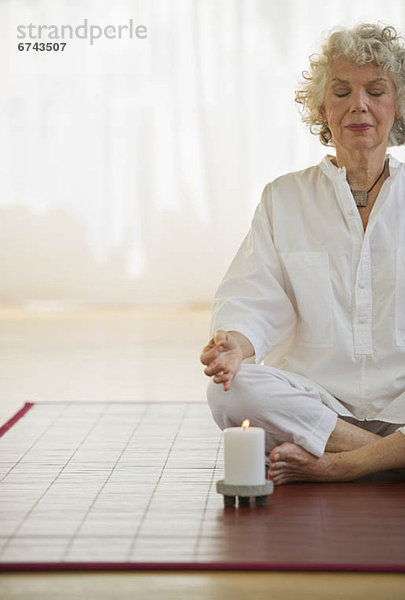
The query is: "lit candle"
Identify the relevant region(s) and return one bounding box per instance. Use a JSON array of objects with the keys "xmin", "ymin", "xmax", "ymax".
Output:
[{"xmin": 223, "ymin": 419, "xmax": 266, "ymax": 486}]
